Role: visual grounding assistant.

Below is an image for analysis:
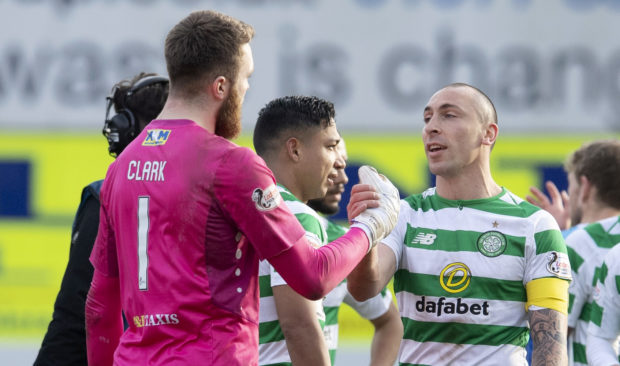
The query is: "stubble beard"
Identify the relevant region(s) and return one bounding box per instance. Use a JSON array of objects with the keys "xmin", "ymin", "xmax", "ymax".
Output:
[
  {"xmin": 215, "ymin": 88, "xmax": 242, "ymax": 140},
  {"xmin": 308, "ymin": 184, "xmax": 342, "ymax": 216}
]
